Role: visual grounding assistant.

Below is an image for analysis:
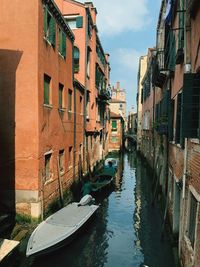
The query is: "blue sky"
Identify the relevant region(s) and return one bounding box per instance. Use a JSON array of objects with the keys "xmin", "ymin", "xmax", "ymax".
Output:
[{"xmin": 83, "ymin": 0, "xmax": 162, "ymax": 113}]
